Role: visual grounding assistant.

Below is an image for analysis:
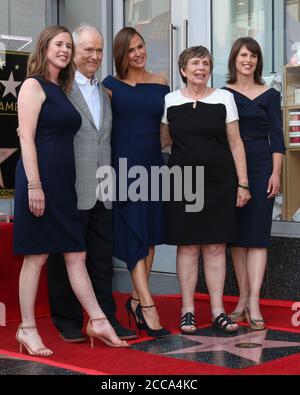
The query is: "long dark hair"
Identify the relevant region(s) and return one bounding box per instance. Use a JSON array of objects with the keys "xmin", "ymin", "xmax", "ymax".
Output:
[
  {"xmin": 227, "ymin": 37, "xmax": 264, "ymax": 85},
  {"xmin": 113, "ymin": 27, "xmax": 145, "ymax": 79}
]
